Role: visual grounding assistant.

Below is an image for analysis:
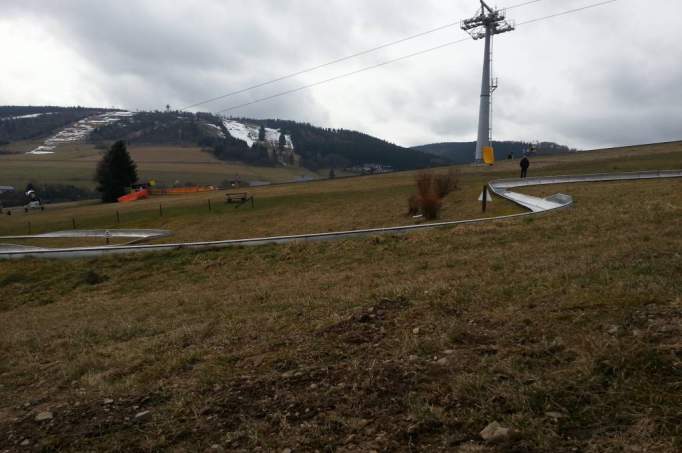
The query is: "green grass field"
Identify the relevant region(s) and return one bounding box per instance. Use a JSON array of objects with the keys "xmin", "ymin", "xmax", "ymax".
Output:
[{"xmin": 0, "ymin": 142, "xmax": 681, "ymax": 451}]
